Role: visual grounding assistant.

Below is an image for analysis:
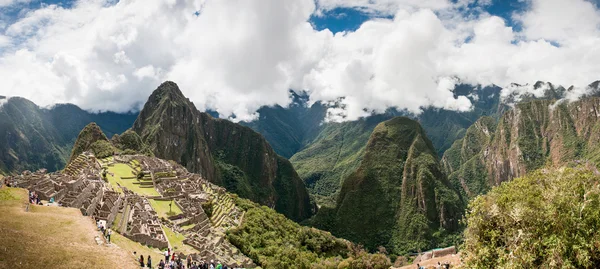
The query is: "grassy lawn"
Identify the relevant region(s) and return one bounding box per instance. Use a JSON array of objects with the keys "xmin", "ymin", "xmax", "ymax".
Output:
[
  {"xmin": 106, "ymin": 163, "xmax": 159, "ymax": 196},
  {"xmin": 181, "ymin": 223, "xmax": 196, "ymax": 230},
  {"xmin": 0, "ymin": 187, "xmax": 137, "ymax": 269},
  {"xmin": 149, "ymin": 199, "xmax": 183, "ymax": 219},
  {"xmin": 111, "ymin": 233, "xmax": 166, "ymax": 265},
  {"xmin": 162, "ymin": 225, "xmax": 196, "ymax": 254}
]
